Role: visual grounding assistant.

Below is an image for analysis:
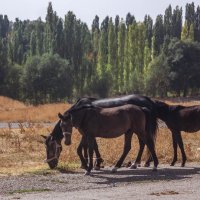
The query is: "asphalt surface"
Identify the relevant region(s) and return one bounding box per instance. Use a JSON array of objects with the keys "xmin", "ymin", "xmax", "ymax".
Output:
[{"xmin": 1, "ymin": 163, "xmax": 200, "ymax": 200}]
